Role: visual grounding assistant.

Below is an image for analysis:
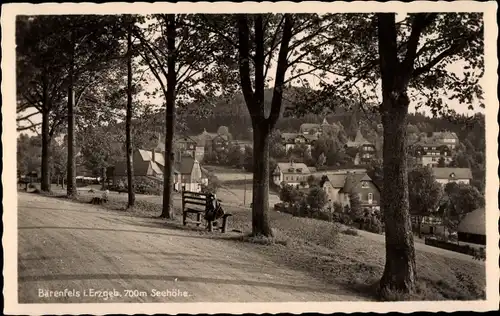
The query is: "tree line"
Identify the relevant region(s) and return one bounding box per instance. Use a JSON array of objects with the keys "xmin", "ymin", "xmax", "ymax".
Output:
[{"xmin": 16, "ymin": 13, "xmax": 484, "ymax": 297}]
